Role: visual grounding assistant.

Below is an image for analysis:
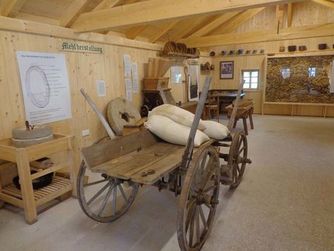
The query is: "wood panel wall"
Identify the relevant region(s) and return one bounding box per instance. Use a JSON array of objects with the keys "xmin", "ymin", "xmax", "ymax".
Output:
[
  {"xmin": 210, "ymin": 36, "xmax": 334, "ymax": 116},
  {"xmin": 0, "ymin": 29, "xmax": 211, "ymax": 183}
]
